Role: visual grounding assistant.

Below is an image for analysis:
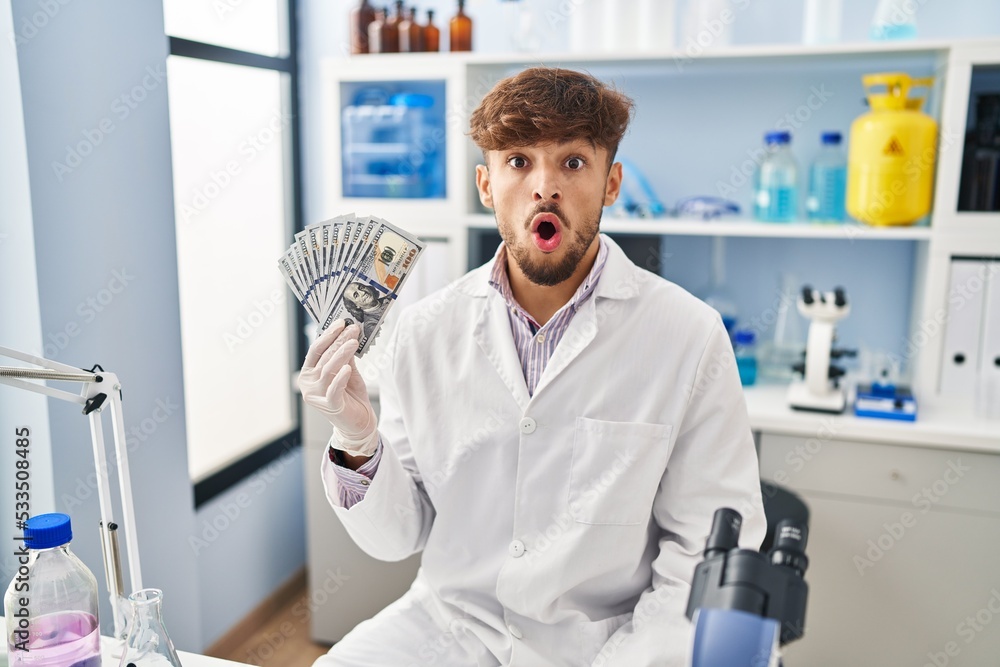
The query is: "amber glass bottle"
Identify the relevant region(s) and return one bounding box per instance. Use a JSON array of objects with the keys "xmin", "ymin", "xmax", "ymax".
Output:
[
  {"xmin": 449, "ymin": 0, "xmax": 472, "ymax": 52},
  {"xmin": 382, "ymin": 0, "xmax": 403, "ymax": 53},
  {"xmin": 424, "ymin": 9, "xmax": 440, "ymax": 52},
  {"xmin": 399, "ymin": 7, "xmax": 425, "ymax": 52},
  {"xmin": 350, "ymin": 0, "xmax": 376, "ymax": 54},
  {"xmin": 380, "ymin": 2, "xmax": 401, "ymax": 53}
]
